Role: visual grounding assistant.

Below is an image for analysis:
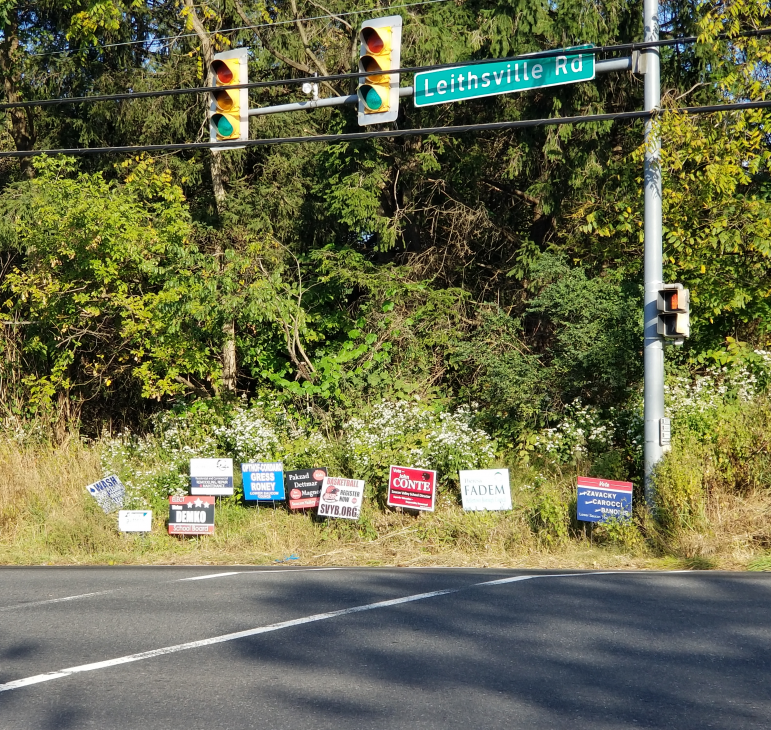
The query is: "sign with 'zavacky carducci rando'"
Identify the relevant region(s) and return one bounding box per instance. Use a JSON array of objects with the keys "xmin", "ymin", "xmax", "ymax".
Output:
[
  {"xmin": 459, "ymin": 469, "xmax": 512, "ymax": 511},
  {"xmin": 576, "ymin": 476, "xmax": 633, "ymax": 523},
  {"xmin": 190, "ymin": 458, "xmax": 233, "ymax": 496},
  {"xmin": 414, "ymin": 46, "xmax": 595, "ymax": 107}
]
